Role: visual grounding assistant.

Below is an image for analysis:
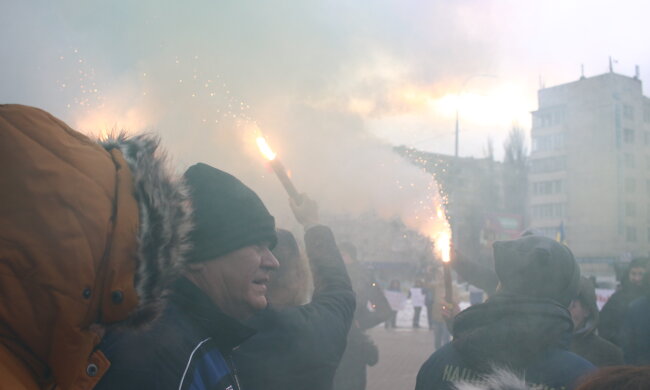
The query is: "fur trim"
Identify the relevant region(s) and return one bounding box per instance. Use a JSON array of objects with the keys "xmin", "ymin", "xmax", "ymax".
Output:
[
  {"xmin": 99, "ymin": 133, "xmax": 193, "ymax": 318},
  {"xmin": 454, "ymin": 367, "xmax": 530, "ymax": 390}
]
